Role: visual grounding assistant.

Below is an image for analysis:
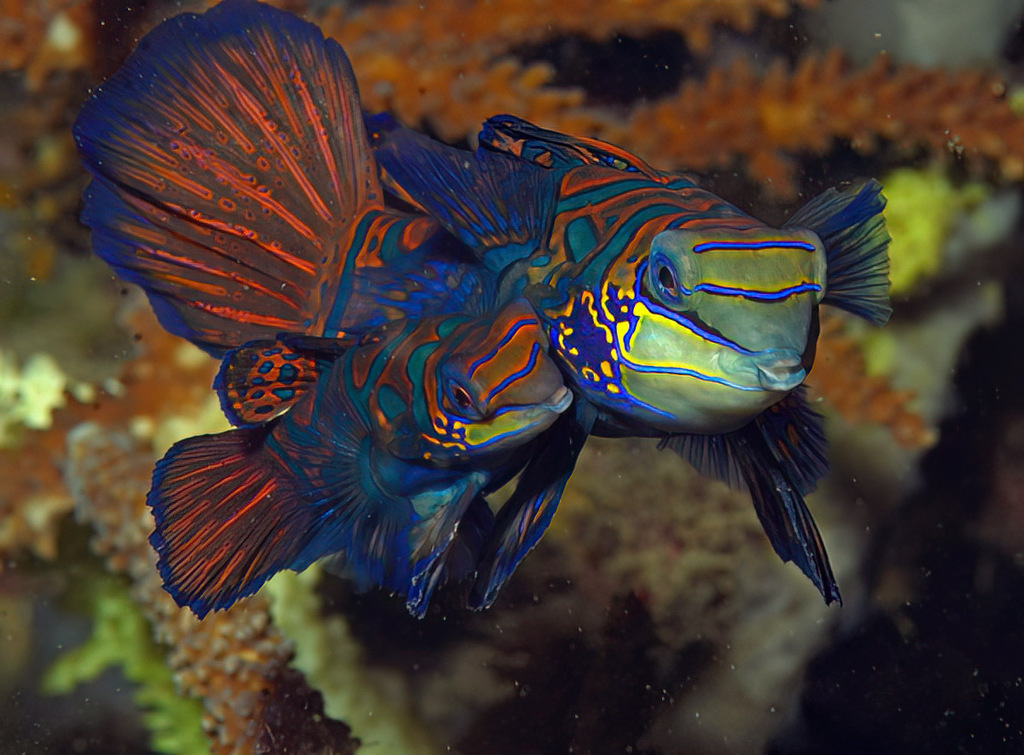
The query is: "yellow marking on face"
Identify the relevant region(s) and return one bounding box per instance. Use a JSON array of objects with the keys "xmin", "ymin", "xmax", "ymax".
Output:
[
  {"xmin": 580, "ymin": 290, "xmax": 614, "ymax": 345},
  {"xmin": 581, "ymin": 366, "xmax": 599, "ymax": 382},
  {"xmin": 600, "ymin": 361, "xmax": 614, "ymax": 378},
  {"xmin": 607, "ymin": 384, "xmax": 621, "ymax": 394}
]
